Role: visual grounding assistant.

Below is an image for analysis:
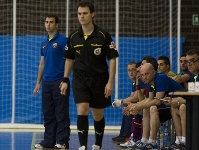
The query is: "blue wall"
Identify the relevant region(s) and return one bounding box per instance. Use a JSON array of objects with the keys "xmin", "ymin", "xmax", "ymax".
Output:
[{"xmin": 0, "ymin": 36, "xmax": 184, "ymax": 125}]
